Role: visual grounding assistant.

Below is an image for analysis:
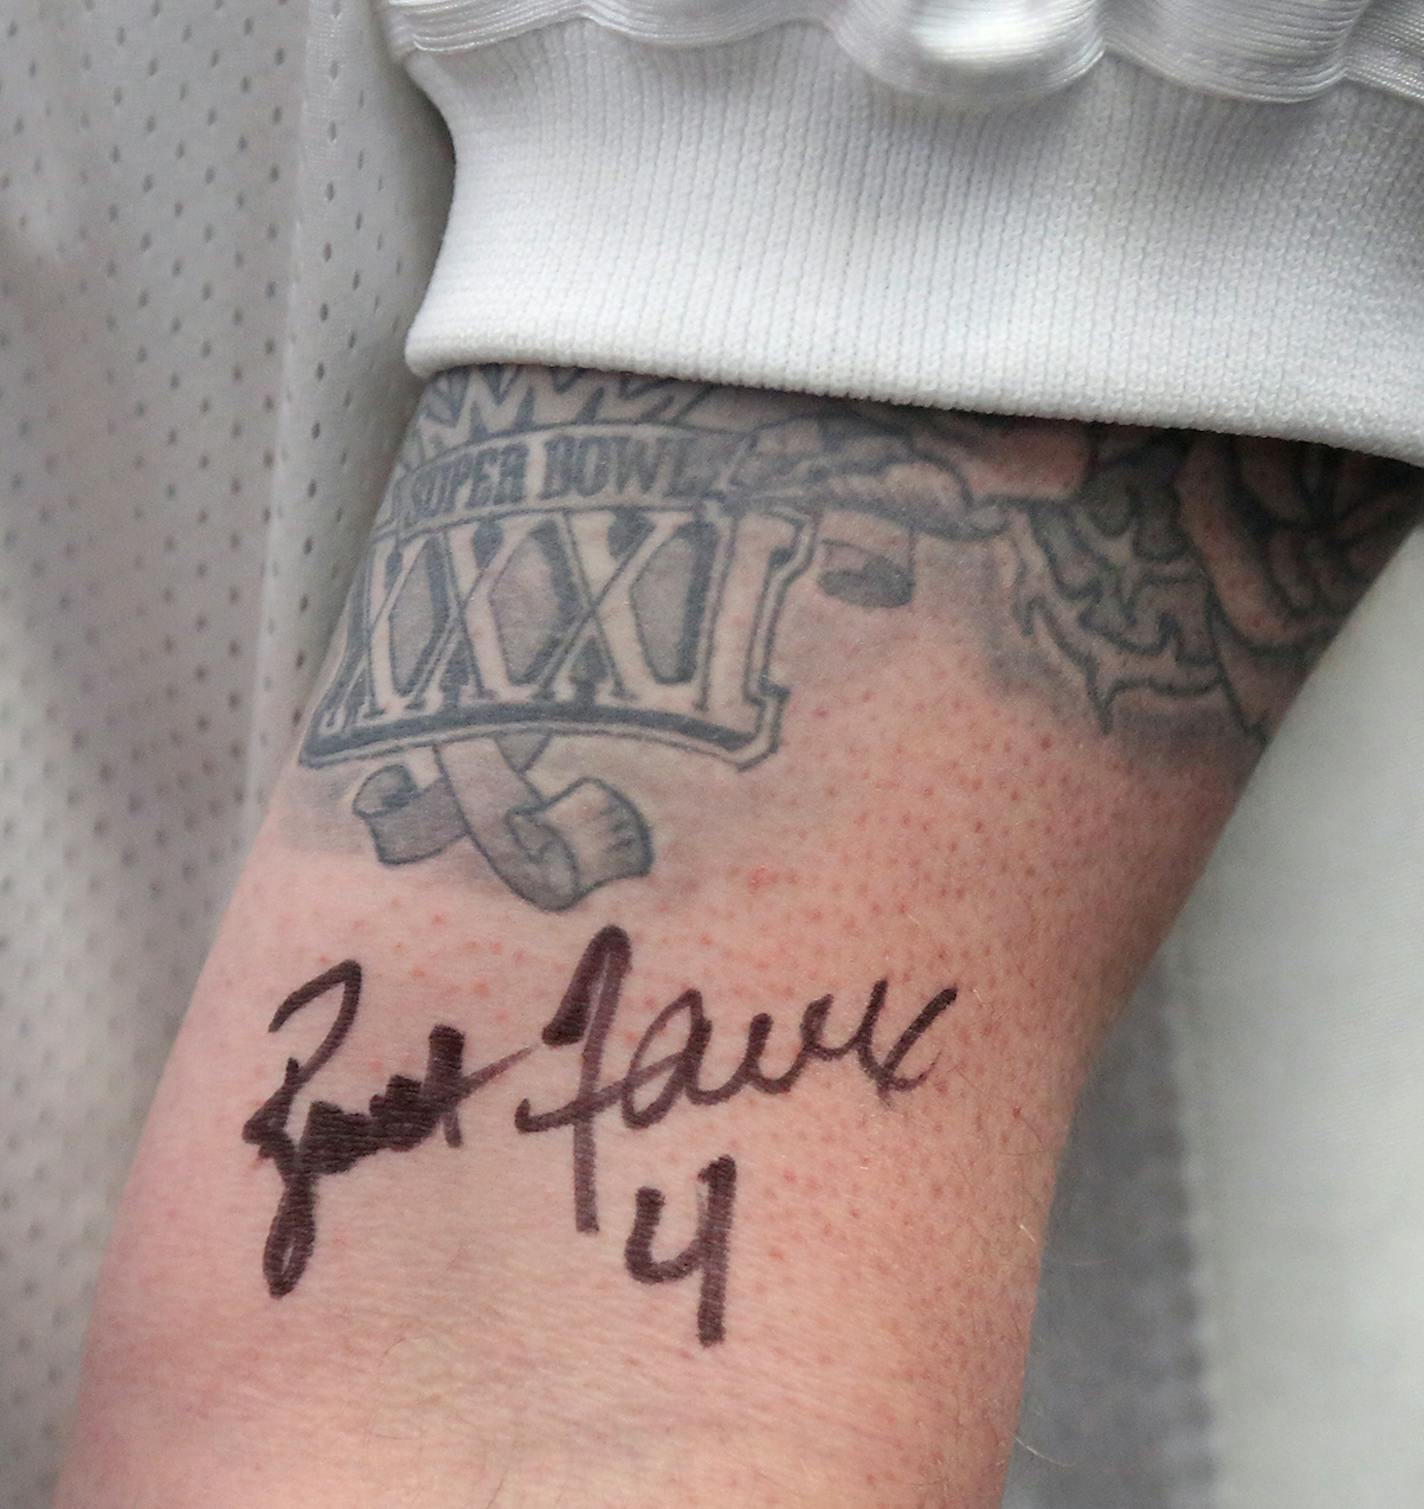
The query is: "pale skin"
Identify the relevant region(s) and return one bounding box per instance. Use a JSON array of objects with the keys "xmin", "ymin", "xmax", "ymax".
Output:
[{"xmin": 57, "ymin": 368, "xmax": 1422, "ymax": 1506}]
